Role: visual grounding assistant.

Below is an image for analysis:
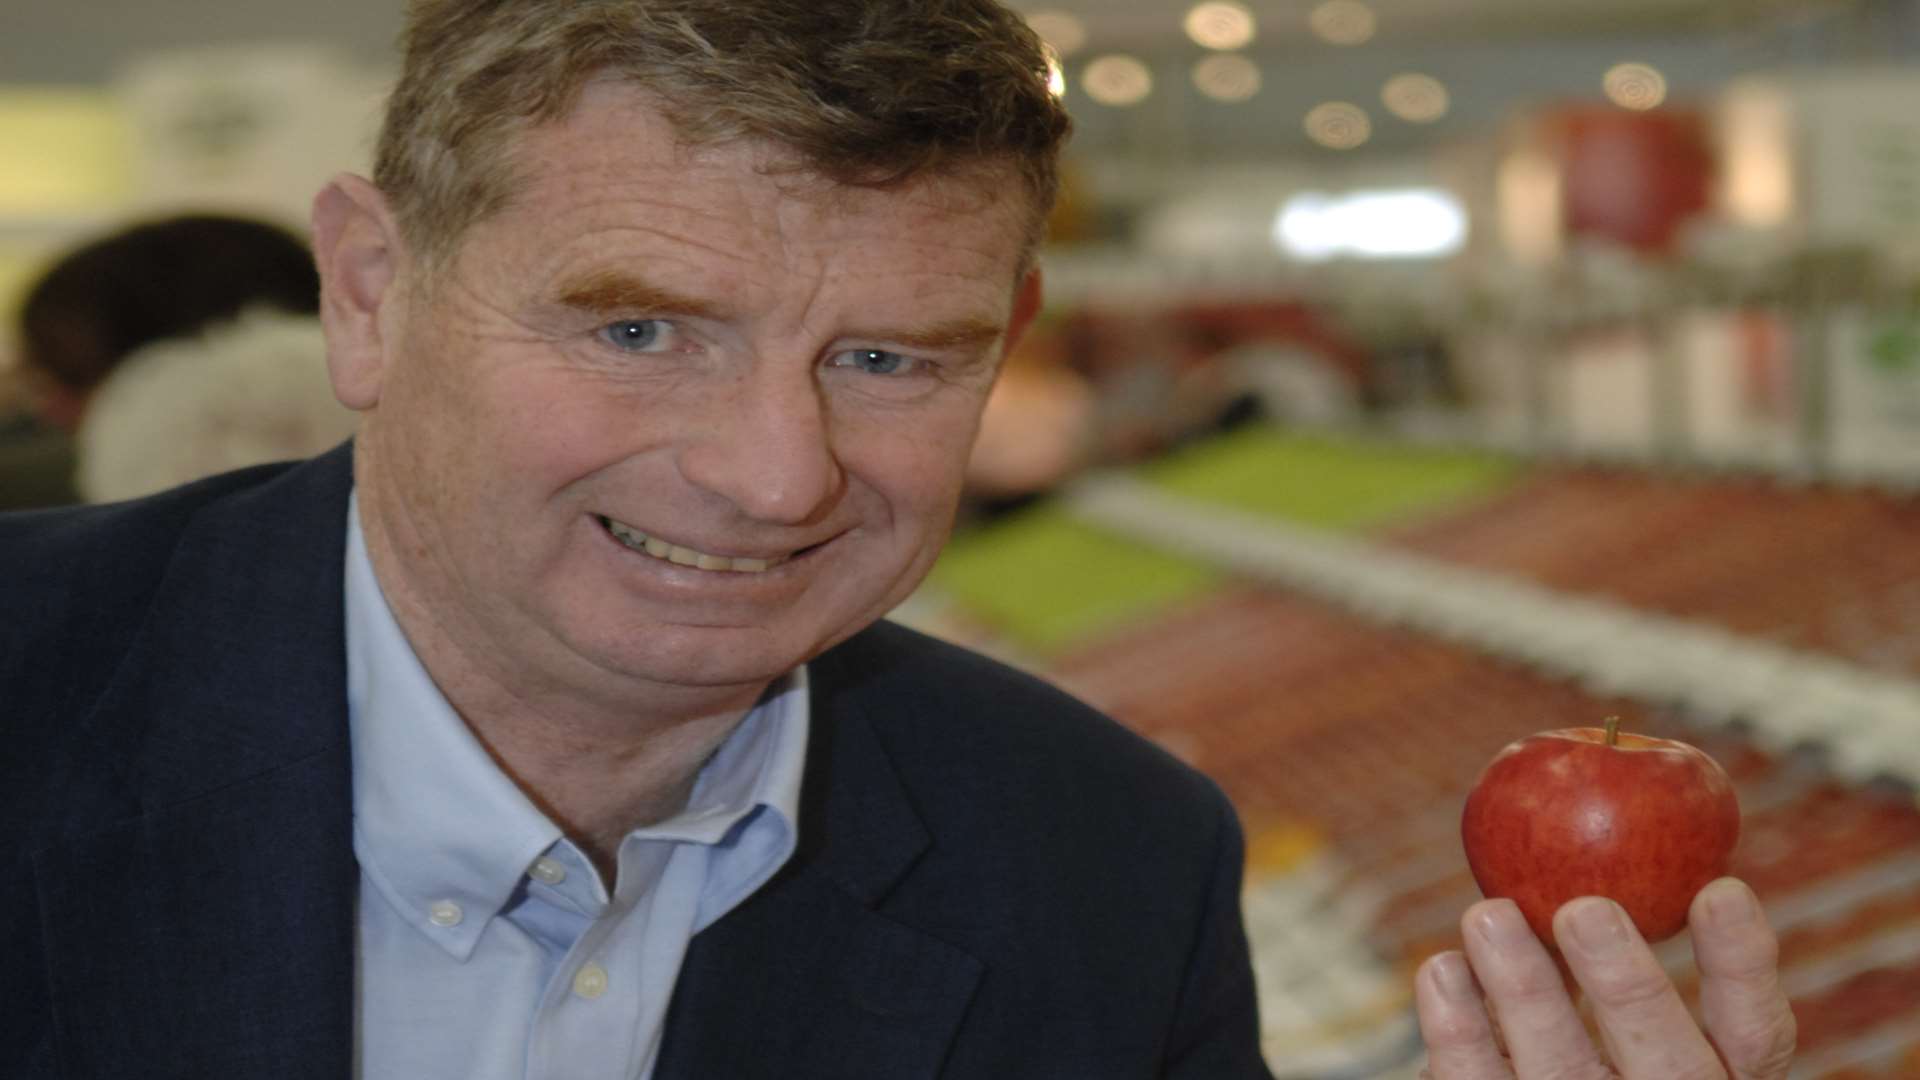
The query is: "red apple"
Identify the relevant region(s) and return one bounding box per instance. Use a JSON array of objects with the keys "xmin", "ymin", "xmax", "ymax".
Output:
[{"xmin": 1461, "ymin": 717, "xmax": 1741, "ymax": 945}]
